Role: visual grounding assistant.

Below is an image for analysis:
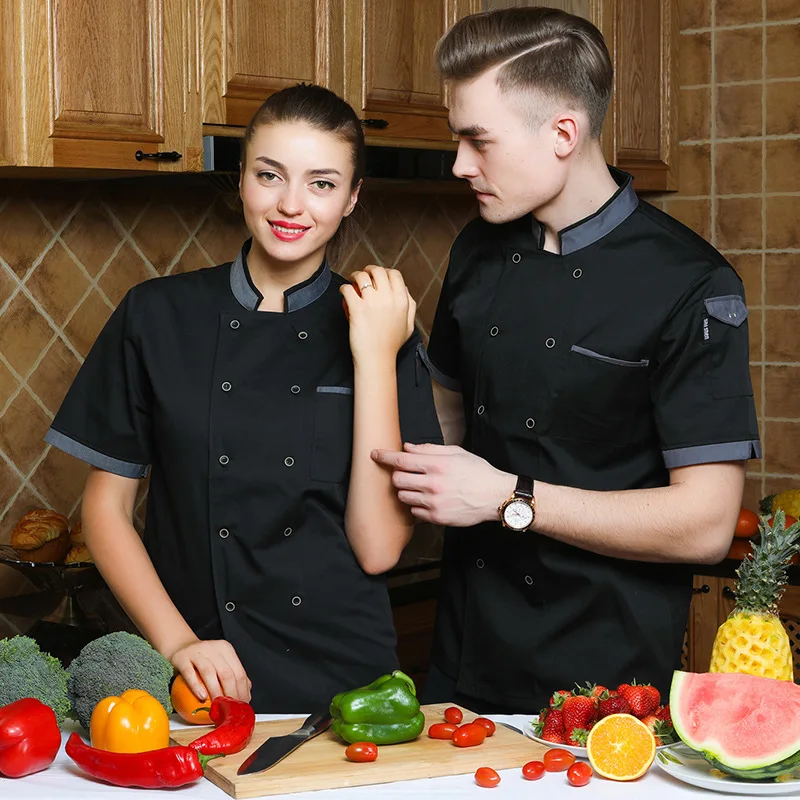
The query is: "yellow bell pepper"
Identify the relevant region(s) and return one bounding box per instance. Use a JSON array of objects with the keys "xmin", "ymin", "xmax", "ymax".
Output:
[{"xmin": 89, "ymin": 689, "xmax": 170, "ymax": 753}]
